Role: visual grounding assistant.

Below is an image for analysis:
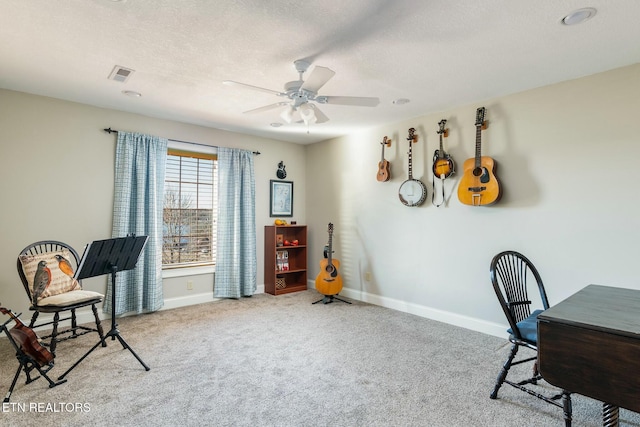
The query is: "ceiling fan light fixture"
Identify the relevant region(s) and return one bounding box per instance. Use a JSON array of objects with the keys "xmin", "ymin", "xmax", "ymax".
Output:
[
  {"xmin": 280, "ymin": 105, "xmax": 294, "ymax": 123},
  {"xmin": 299, "ymin": 104, "xmax": 316, "ymax": 125}
]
